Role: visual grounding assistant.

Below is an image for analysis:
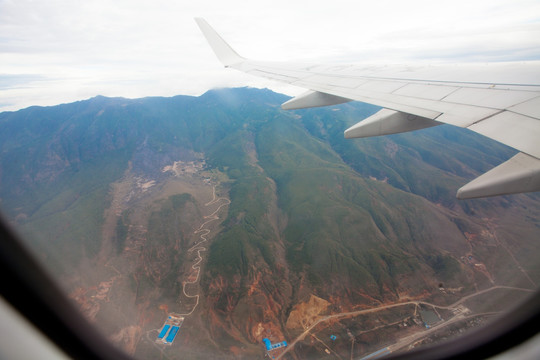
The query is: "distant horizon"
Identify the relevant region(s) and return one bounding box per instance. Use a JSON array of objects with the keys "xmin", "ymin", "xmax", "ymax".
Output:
[
  {"xmin": 5, "ymin": 57, "xmax": 540, "ymax": 113},
  {"xmin": 2, "ymin": 1, "xmax": 539, "ymax": 112},
  {"xmin": 0, "ymin": 86, "xmax": 296, "ymax": 113}
]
